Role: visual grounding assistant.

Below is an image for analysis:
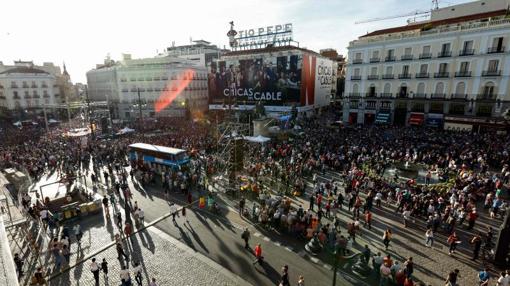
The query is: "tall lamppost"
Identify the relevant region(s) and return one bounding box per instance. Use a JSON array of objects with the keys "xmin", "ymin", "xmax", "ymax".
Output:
[{"xmin": 84, "ymin": 86, "xmax": 95, "ymax": 138}]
